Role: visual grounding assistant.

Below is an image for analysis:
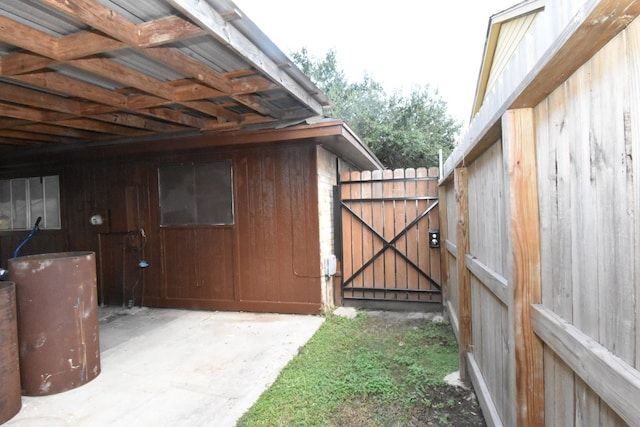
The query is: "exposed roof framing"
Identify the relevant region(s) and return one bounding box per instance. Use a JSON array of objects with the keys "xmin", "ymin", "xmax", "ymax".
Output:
[{"xmin": 0, "ymin": 0, "xmax": 330, "ymax": 150}]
